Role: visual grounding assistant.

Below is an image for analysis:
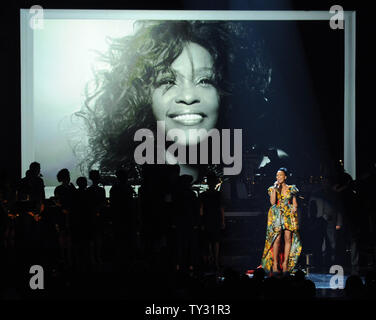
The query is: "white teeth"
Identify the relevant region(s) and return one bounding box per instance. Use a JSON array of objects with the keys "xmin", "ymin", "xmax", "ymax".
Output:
[
  {"xmin": 171, "ymin": 114, "xmax": 204, "ymax": 125},
  {"xmin": 173, "ymin": 114, "xmax": 203, "ymax": 121}
]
